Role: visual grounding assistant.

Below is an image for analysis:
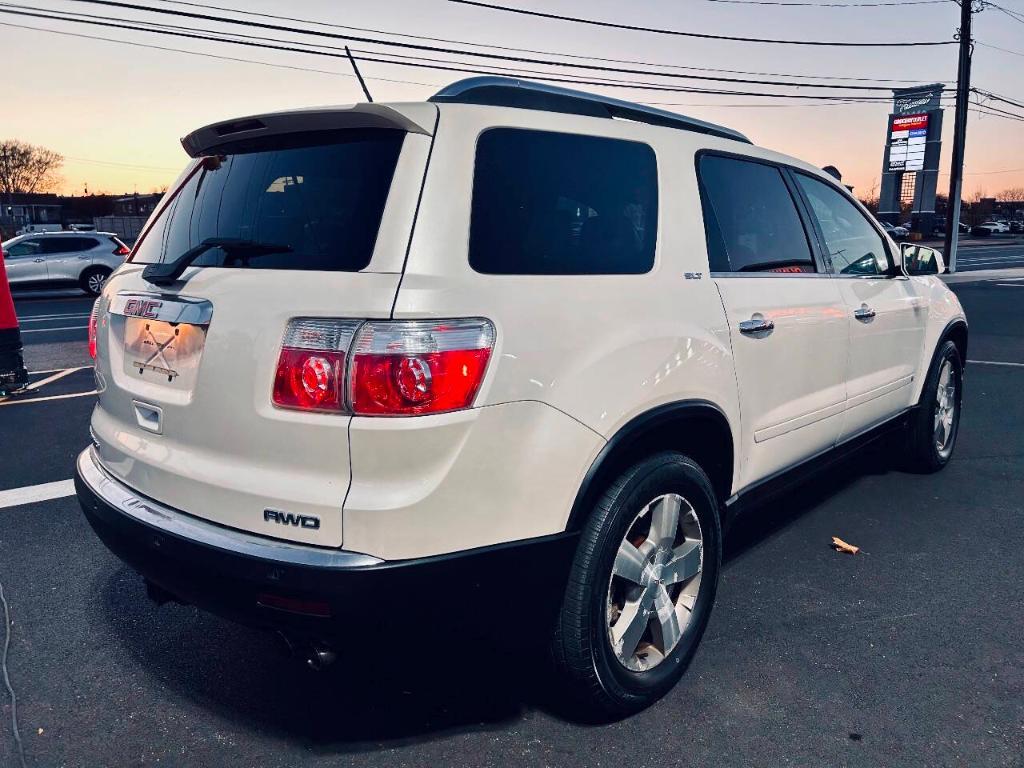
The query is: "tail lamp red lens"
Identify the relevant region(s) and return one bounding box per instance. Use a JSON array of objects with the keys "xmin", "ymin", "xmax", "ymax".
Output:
[
  {"xmin": 272, "ymin": 318, "xmax": 495, "ymax": 416},
  {"xmin": 272, "ymin": 319, "xmax": 361, "ymax": 413},
  {"xmin": 87, "ymin": 298, "xmax": 101, "ymax": 360},
  {"xmin": 113, "ymin": 245, "xmax": 131, "ymax": 257},
  {"xmin": 349, "ymin": 319, "xmax": 495, "ymax": 416}
]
